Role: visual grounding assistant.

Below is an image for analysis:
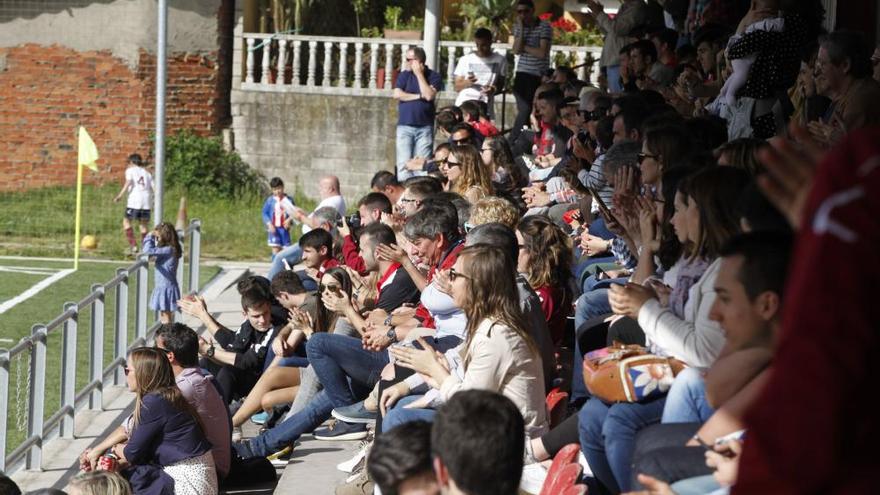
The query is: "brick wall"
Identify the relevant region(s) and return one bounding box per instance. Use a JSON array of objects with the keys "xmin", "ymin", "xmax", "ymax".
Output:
[{"xmin": 0, "ymin": 44, "xmax": 222, "ymax": 191}]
